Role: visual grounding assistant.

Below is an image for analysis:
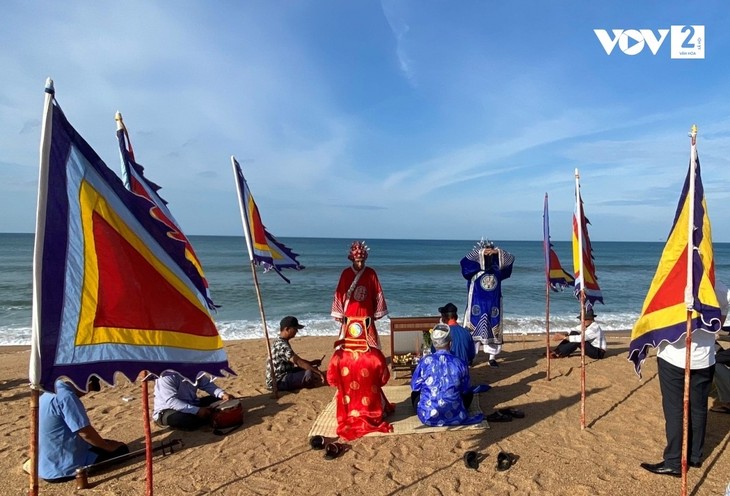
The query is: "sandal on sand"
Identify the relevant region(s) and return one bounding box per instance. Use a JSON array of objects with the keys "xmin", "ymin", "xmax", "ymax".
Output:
[
  {"xmin": 324, "ymin": 442, "xmax": 346, "ymax": 460},
  {"xmin": 310, "ymin": 435, "xmax": 326, "ymax": 450},
  {"xmin": 486, "ymin": 411, "xmax": 512, "ymax": 423},
  {"xmin": 710, "ymin": 405, "xmax": 730, "ymax": 414},
  {"xmin": 463, "ymin": 451, "xmax": 479, "ymax": 470},
  {"xmin": 496, "ymin": 452, "xmax": 516, "ymax": 471},
  {"xmin": 498, "ymin": 408, "xmax": 525, "ymax": 419}
]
